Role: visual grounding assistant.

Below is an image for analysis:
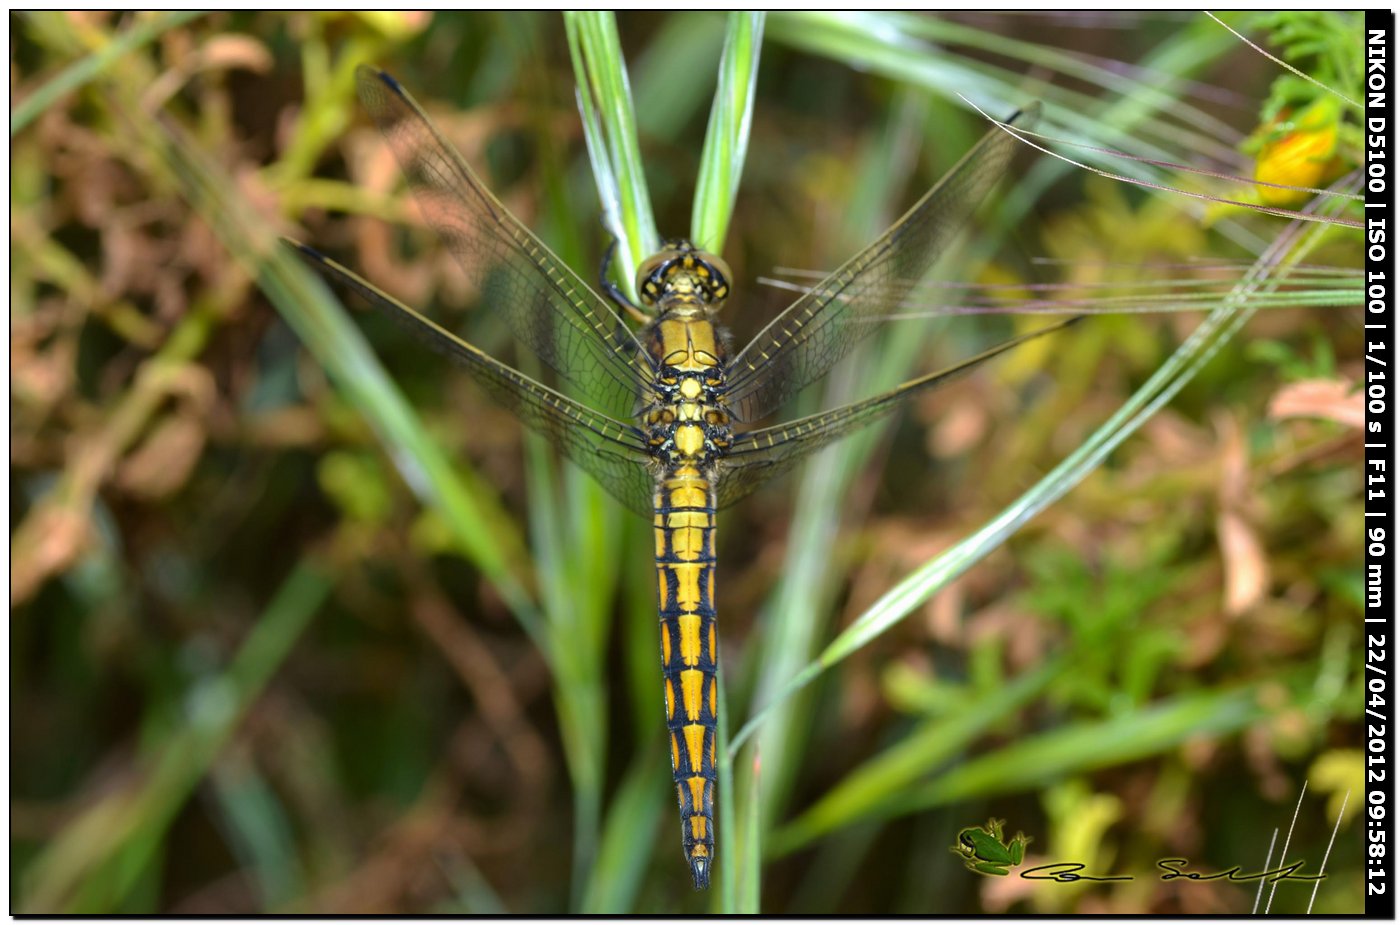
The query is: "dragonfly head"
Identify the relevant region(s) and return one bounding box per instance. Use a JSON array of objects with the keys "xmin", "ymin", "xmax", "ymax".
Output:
[{"xmin": 636, "ymin": 240, "xmax": 731, "ymax": 312}]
